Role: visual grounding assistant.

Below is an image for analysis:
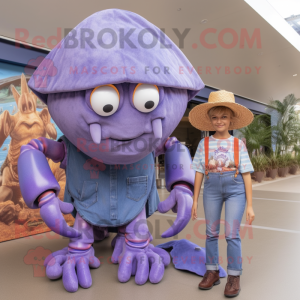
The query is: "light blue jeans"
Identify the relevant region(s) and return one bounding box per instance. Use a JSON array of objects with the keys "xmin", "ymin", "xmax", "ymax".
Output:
[{"xmin": 203, "ymin": 170, "xmax": 247, "ymax": 276}]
